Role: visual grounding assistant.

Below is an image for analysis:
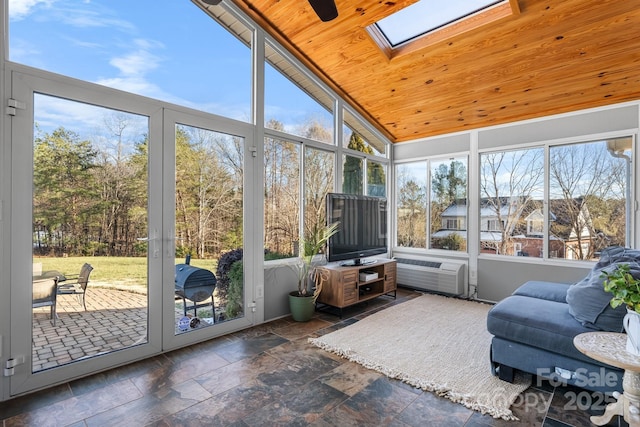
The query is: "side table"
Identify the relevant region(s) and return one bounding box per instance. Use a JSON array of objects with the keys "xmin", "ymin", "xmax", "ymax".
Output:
[{"xmin": 574, "ymin": 332, "xmax": 640, "ymax": 427}]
